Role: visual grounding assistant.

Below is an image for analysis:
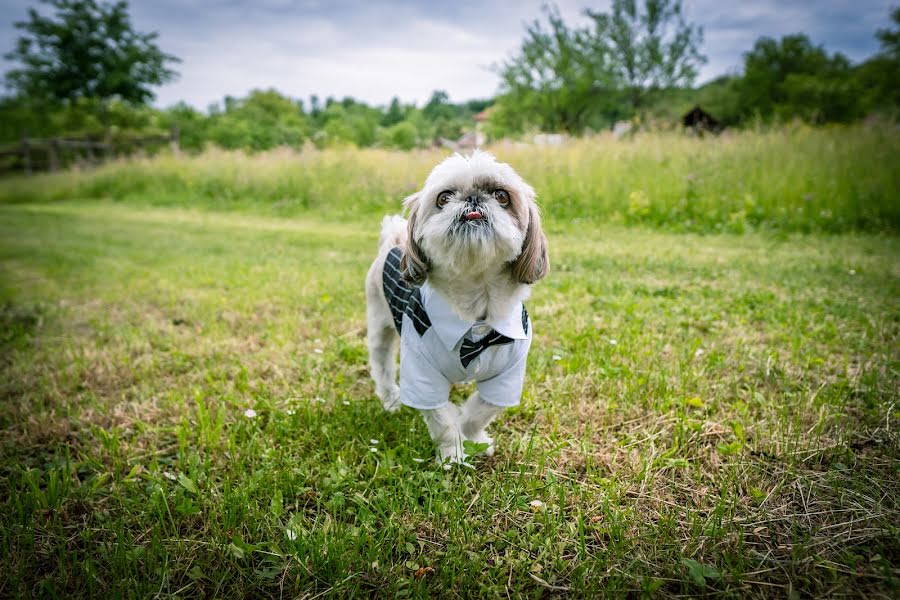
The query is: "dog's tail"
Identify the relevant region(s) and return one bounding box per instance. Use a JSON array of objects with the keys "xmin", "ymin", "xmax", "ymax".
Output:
[{"xmin": 378, "ymin": 215, "xmax": 407, "ymax": 250}]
